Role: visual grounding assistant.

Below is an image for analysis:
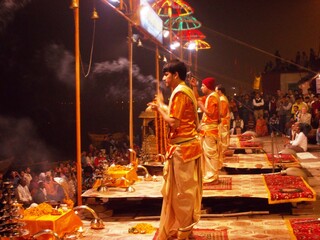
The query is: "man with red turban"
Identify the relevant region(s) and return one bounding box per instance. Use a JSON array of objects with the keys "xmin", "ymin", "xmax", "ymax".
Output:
[{"xmin": 191, "ymin": 77, "xmax": 221, "ymax": 183}]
